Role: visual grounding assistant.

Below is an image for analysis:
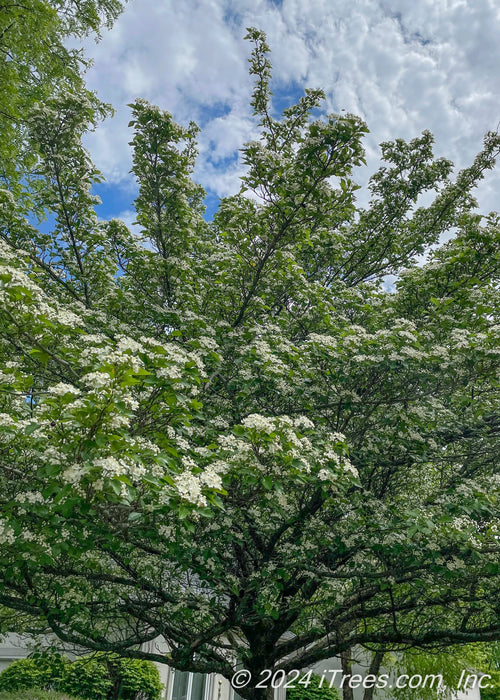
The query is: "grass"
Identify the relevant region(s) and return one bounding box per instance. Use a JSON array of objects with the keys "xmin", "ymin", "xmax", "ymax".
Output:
[{"xmin": 0, "ymin": 691, "xmax": 81, "ymax": 700}]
